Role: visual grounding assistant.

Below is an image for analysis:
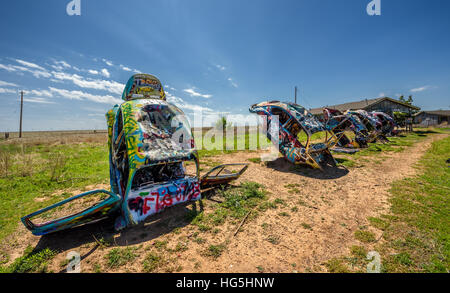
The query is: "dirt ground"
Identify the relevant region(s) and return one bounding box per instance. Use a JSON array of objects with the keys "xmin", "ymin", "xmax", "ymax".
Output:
[{"xmin": 2, "ymin": 133, "xmax": 447, "ymax": 273}]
